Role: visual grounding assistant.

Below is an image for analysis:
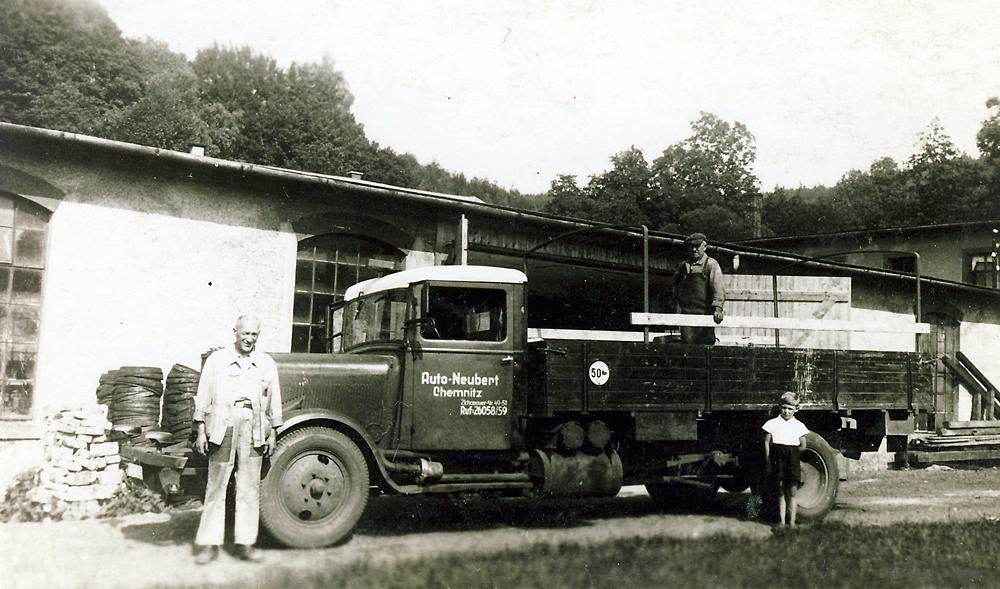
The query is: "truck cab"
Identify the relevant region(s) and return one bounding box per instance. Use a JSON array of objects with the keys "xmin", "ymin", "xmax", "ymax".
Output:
[{"xmin": 337, "ymin": 265, "xmax": 526, "ymax": 451}]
